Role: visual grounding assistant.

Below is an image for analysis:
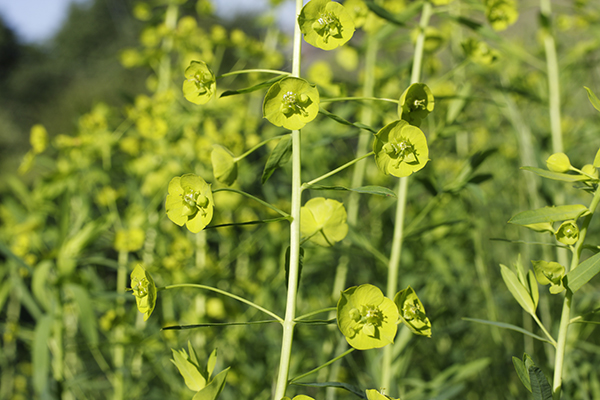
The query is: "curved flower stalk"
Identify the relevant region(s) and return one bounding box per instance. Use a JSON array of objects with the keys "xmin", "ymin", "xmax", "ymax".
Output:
[
  {"xmin": 300, "ymin": 197, "xmax": 348, "ymax": 247},
  {"xmin": 130, "ymin": 264, "xmax": 157, "ymax": 321},
  {"xmin": 166, "ymin": 174, "xmax": 214, "ymax": 233},
  {"xmin": 337, "ymin": 284, "xmax": 399, "ymax": 350},
  {"xmin": 373, "ymin": 120, "xmax": 429, "ymax": 178},
  {"xmin": 183, "ymin": 60, "xmax": 216, "ymax": 104},
  {"xmin": 263, "ymin": 77, "xmax": 320, "ymax": 130},
  {"xmin": 298, "ymin": 0, "xmax": 355, "ymax": 50}
]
